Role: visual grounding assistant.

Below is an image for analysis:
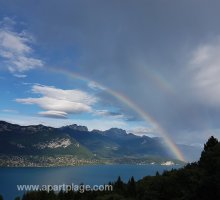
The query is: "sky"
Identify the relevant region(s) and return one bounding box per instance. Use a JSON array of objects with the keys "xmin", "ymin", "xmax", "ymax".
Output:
[{"xmin": 0, "ymin": 0, "xmax": 220, "ymax": 147}]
